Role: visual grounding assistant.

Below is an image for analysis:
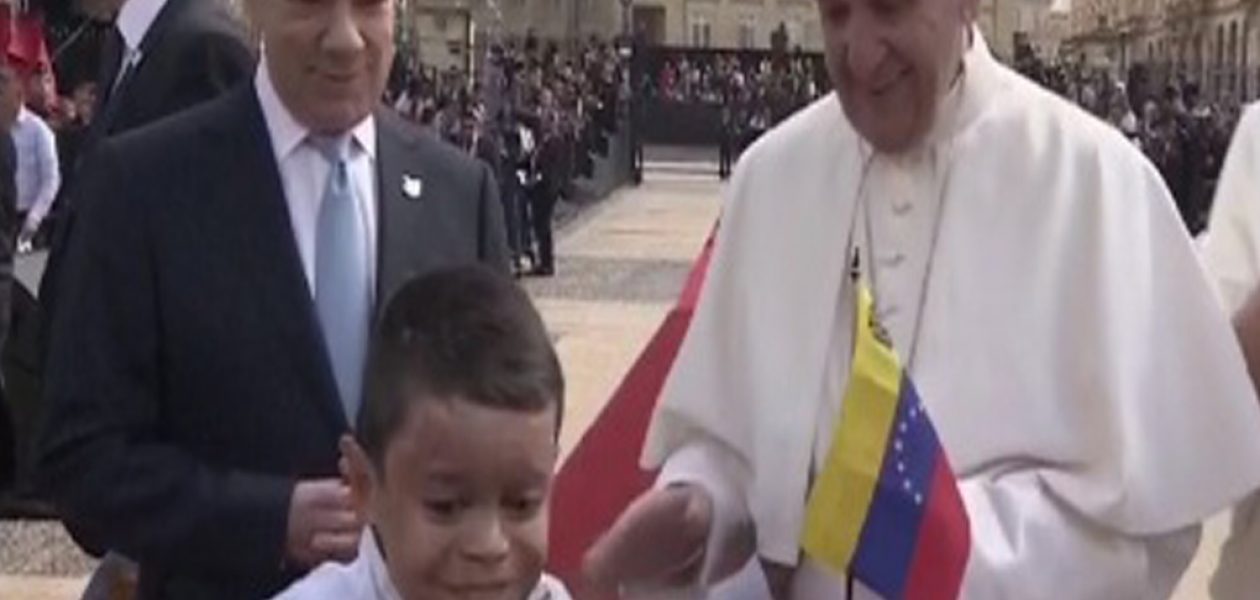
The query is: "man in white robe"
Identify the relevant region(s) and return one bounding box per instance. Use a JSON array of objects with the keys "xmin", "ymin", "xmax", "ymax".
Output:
[
  {"xmin": 1203, "ymin": 103, "xmax": 1260, "ymax": 314},
  {"xmin": 1197, "ymin": 102, "xmax": 1260, "ymax": 599},
  {"xmin": 582, "ymin": 0, "xmax": 1260, "ymax": 596}
]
